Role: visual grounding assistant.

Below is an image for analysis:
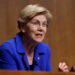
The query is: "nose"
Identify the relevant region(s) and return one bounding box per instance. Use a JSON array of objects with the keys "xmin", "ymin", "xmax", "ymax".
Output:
[{"xmin": 37, "ymin": 24, "xmax": 44, "ymax": 32}]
